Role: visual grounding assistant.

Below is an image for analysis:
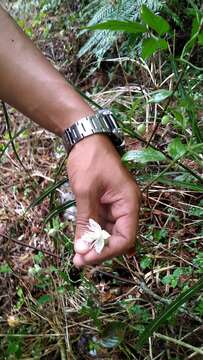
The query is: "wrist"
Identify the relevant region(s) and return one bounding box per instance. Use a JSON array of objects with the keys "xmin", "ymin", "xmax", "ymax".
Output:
[
  {"xmin": 68, "ymin": 133, "xmax": 119, "ymax": 163},
  {"xmin": 54, "ymin": 103, "xmax": 95, "ymax": 137}
]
